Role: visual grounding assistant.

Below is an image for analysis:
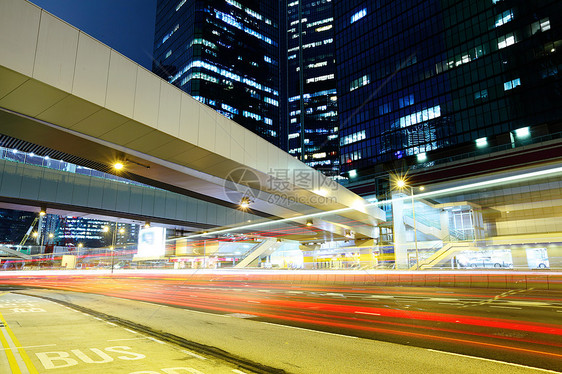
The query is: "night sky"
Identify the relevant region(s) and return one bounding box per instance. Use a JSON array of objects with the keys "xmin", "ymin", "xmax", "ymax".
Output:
[{"xmin": 30, "ymin": 0, "xmax": 157, "ymax": 70}]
